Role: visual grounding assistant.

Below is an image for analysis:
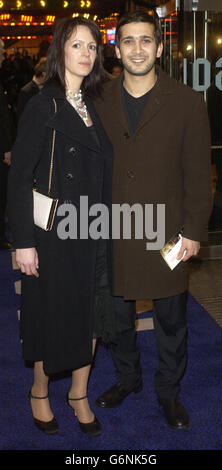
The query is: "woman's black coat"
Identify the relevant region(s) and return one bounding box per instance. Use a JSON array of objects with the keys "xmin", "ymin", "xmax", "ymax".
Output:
[{"xmin": 8, "ymin": 82, "xmax": 113, "ymax": 374}]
